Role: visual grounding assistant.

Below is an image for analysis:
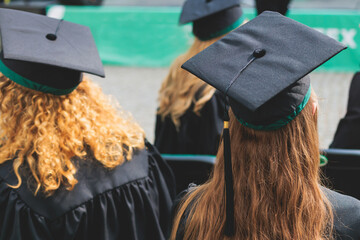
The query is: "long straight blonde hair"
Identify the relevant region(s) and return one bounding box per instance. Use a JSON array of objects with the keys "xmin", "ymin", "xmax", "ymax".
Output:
[
  {"xmin": 0, "ymin": 74, "xmax": 145, "ymax": 195},
  {"xmin": 171, "ymin": 94, "xmax": 334, "ymax": 240},
  {"xmin": 157, "ymin": 37, "xmax": 222, "ymax": 129}
]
